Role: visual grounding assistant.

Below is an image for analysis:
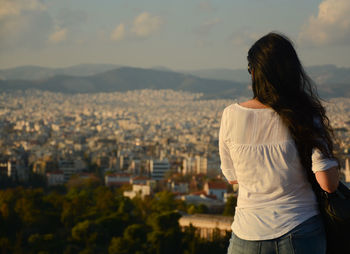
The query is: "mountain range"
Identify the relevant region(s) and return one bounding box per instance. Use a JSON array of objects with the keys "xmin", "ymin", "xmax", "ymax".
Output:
[
  {"xmin": 0, "ymin": 64, "xmax": 349, "ymax": 99},
  {"xmin": 0, "ymin": 66, "xmax": 249, "ymax": 99},
  {"xmin": 0, "ymin": 64, "xmax": 121, "ymax": 81}
]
